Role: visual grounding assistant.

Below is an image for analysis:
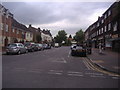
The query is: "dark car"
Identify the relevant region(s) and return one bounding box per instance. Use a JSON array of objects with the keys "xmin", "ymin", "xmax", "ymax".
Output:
[
  {"xmin": 36, "ymin": 43, "xmax": 44, "ymax": 51},
  {"xmin": 6, "ymin": 43, "xmax": 27, "ymax": 55},
  {"xmin": 24, "ymin": 42, "xmax": 36, "ymax": 52},
  {"xmin": 71, "ymin": 45, "xmax": 86, "ymax": 57},
  {"xmin": 43, "ymin": 44, "xmax": 51, "ymax": 49}
]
